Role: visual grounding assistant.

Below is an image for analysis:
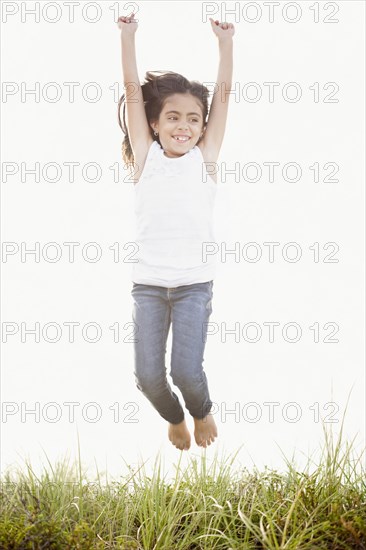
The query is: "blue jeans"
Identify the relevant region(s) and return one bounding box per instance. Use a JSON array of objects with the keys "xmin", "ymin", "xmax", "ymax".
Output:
[{"xmin": 131, "ymin": 281, "xmax": 214, "ymax": 424}]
